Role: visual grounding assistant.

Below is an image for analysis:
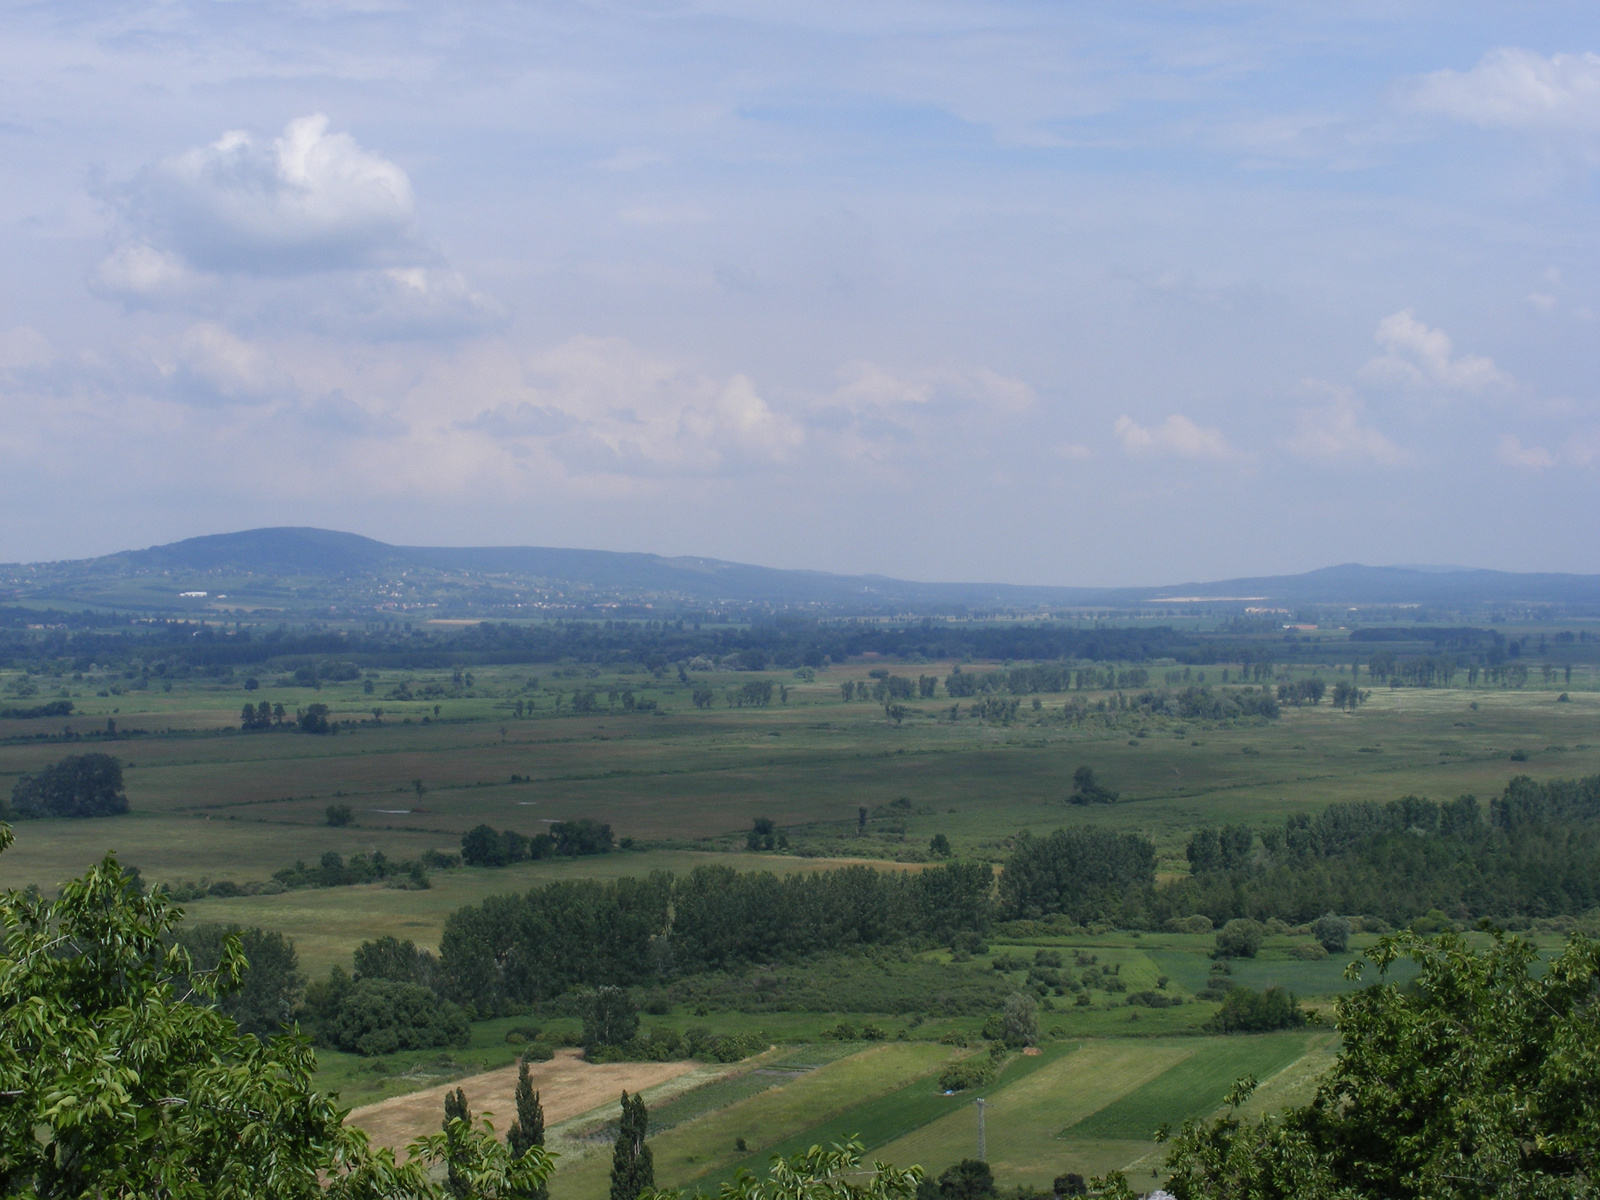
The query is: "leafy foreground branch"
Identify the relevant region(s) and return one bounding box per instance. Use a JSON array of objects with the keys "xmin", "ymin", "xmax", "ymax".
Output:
[
  {"xmin": 1144, "ymin": 929, "xmax": 1600, "ymax": 1200},
  {"xmin": 0, "ymin": 822, "xmax": 552, "ymax": 1200},
  {"xmin": 644, "ymin": 1139, "xmax": 923, "ymax": 1200}
]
